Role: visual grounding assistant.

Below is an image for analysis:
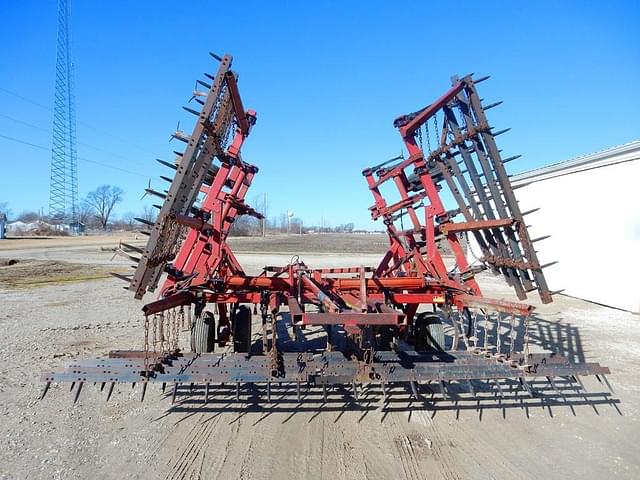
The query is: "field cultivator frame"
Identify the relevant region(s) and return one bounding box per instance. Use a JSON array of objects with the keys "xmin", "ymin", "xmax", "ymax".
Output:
[{"xmin": 41, "ymin": 55, "xmax": 612, "ymax": 410}]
